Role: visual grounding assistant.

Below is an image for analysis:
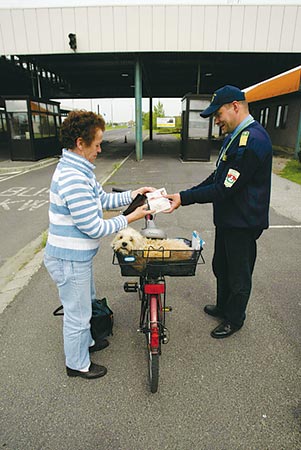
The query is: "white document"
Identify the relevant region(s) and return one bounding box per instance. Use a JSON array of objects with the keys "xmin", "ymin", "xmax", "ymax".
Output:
[{"xmin": 146, "ymin": 188, "xmax": 171, "ymax": 214}]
